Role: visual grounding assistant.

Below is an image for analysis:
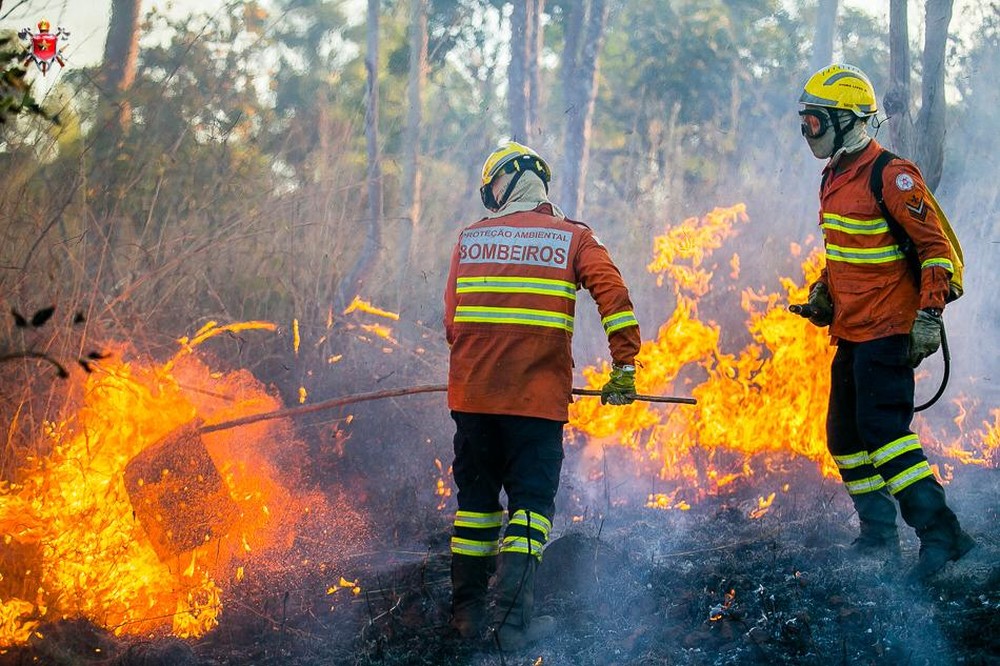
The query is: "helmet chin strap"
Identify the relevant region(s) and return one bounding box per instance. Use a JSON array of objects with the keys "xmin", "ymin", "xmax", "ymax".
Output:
[
  {"xmin": 484, "ymin": 157, "xmax": 551, "ymax": 211},
  {"xmin": 828, "ymin": 109, "xmax": 872, "ymax": 166},
  {"xmin": 495, "ymin": 169, "xmax": 525, "ymax": 210},
  {"xmin": 829, "ymin": 108, "xmax": 854, "ymax": 153}
]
